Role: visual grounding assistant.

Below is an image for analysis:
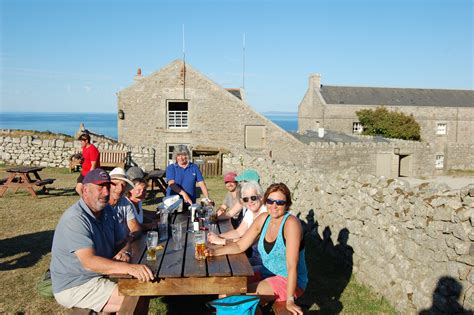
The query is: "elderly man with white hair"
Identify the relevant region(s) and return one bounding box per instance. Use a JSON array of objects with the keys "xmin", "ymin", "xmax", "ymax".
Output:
[{"xmin": 165, "ymin": 145, "xmax": 211, "ymax": 207}]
